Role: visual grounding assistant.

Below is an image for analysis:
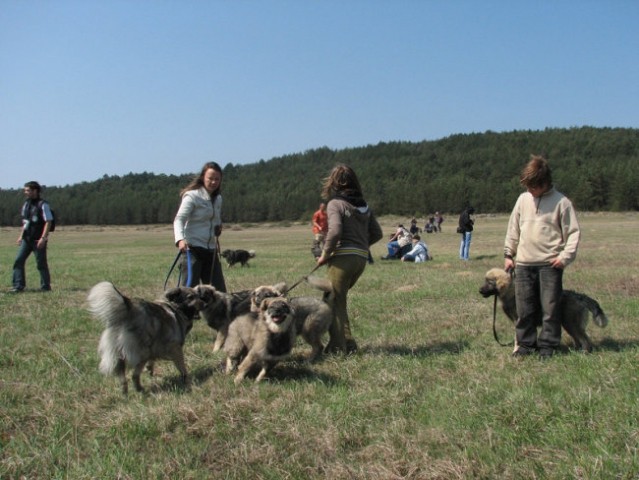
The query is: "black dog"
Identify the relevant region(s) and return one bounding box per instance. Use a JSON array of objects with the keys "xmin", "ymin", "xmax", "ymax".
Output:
[{"xmin": 221, "ymin": 249, "xmax": 255, "ymax": 267}]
